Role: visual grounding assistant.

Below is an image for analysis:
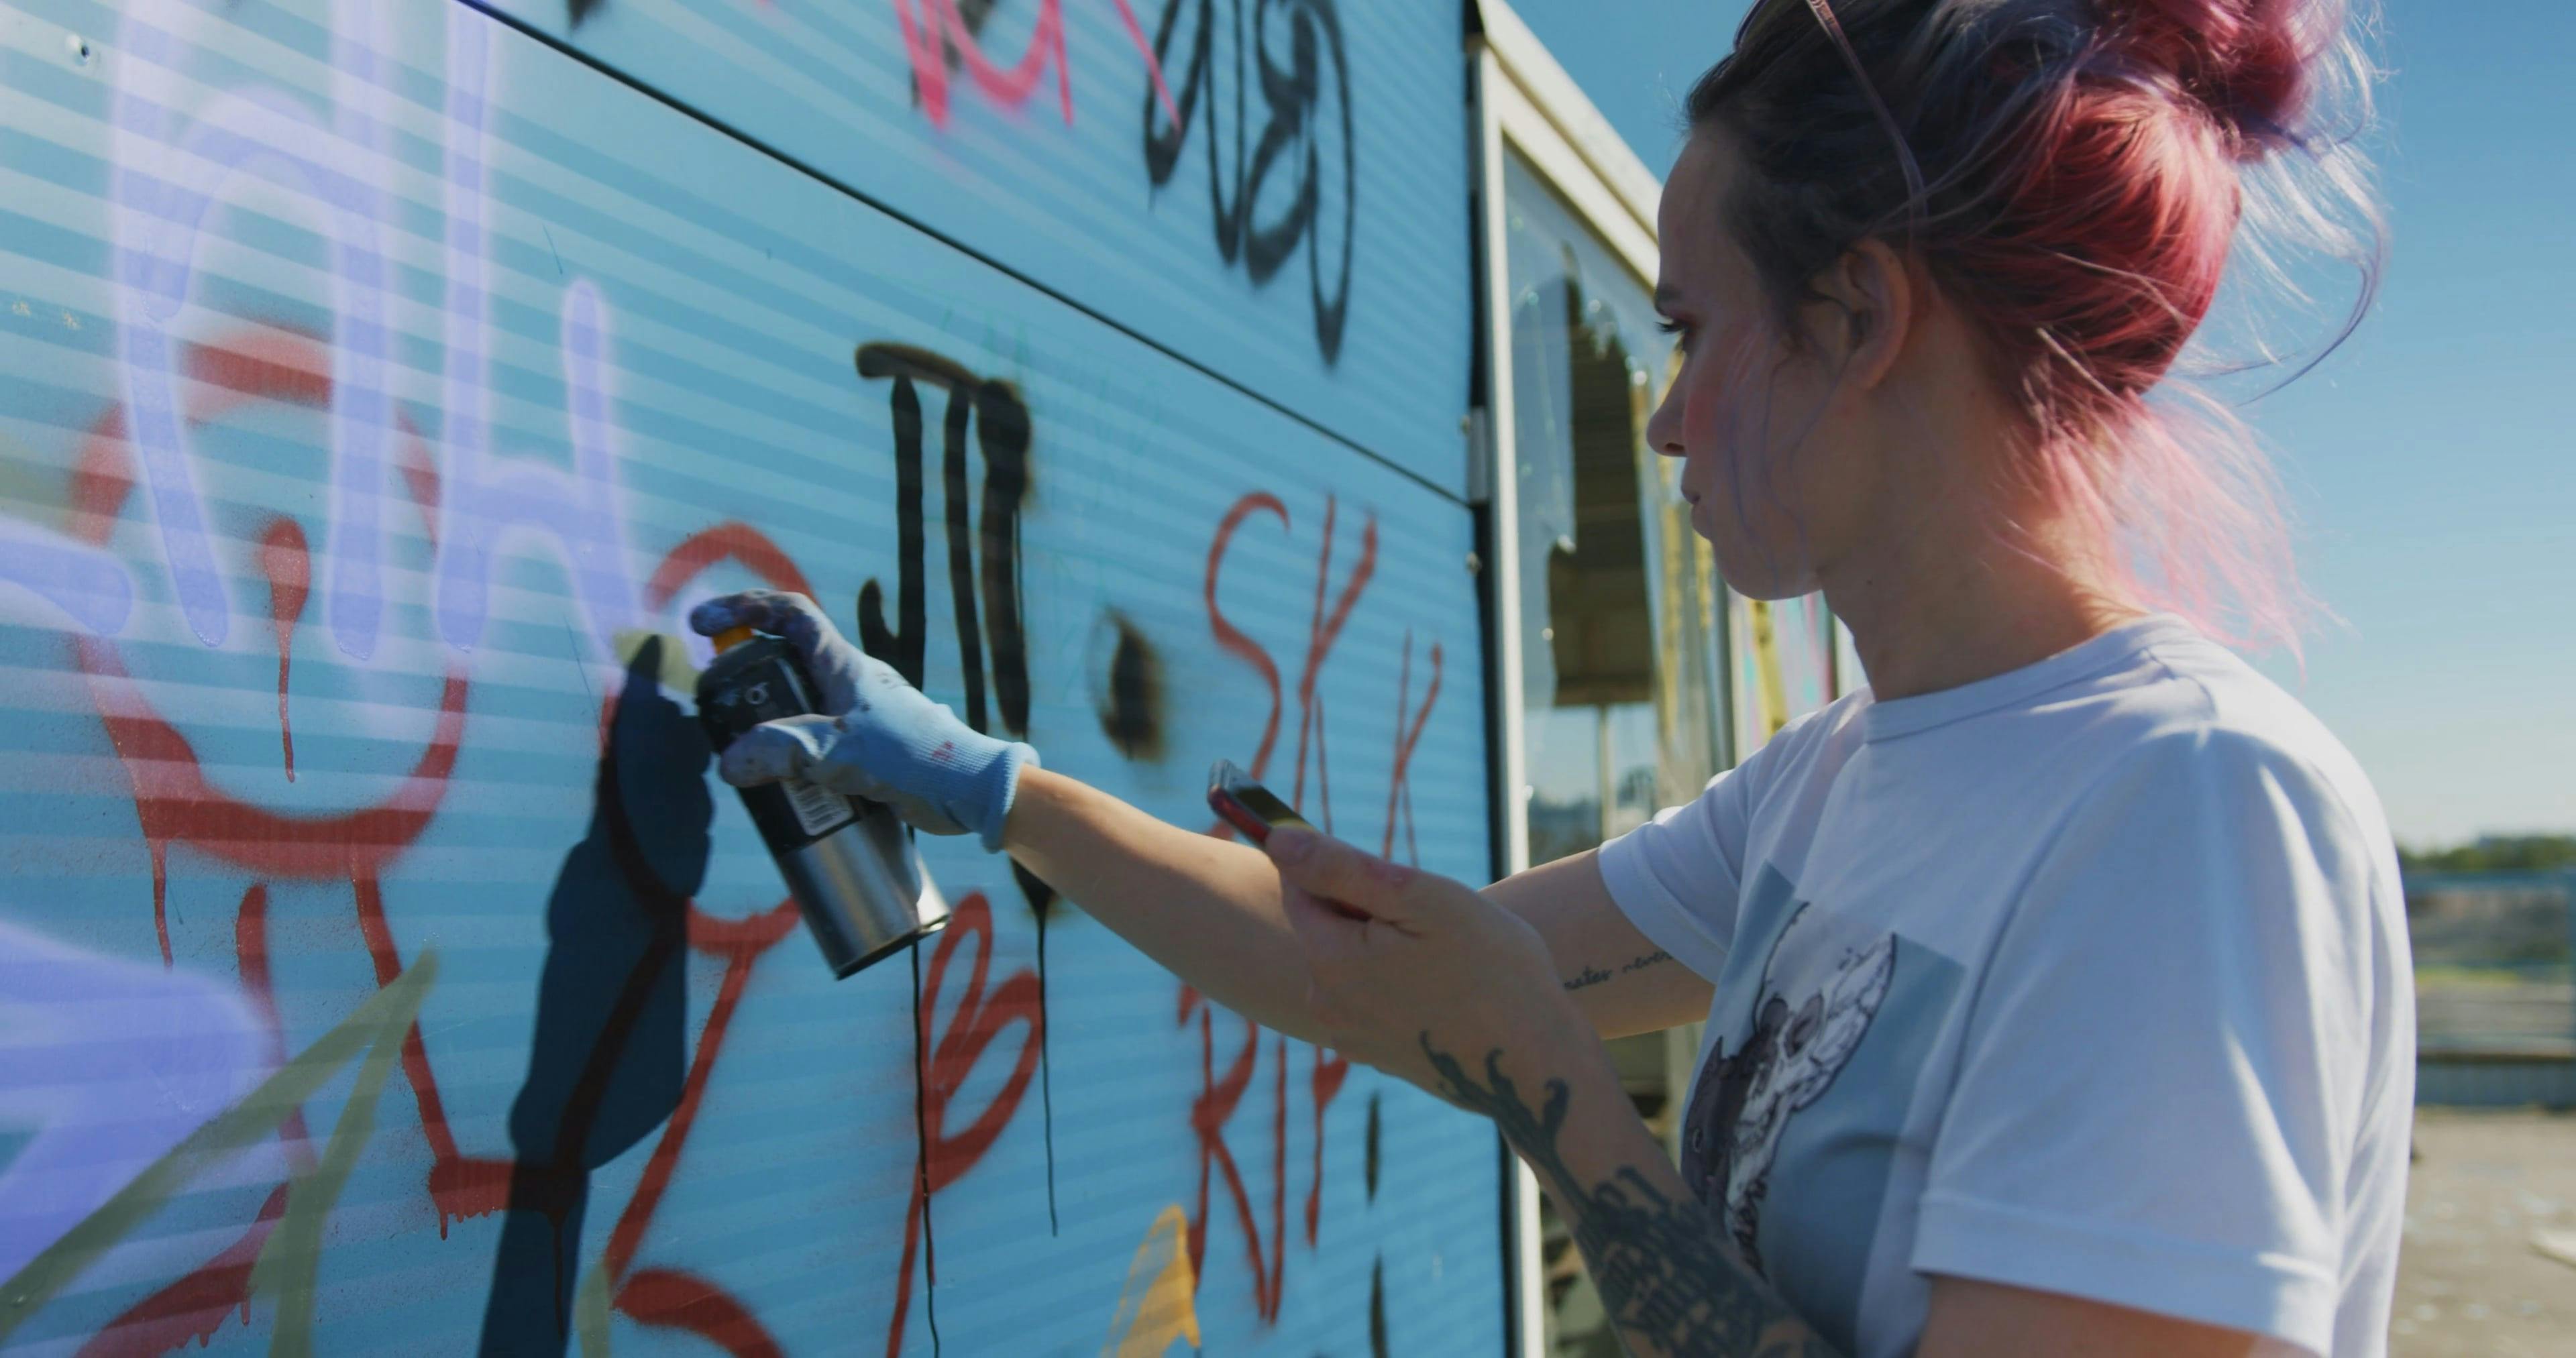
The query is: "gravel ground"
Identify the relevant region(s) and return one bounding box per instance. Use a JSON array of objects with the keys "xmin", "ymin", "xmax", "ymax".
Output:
[{"xmin": 2392, "ymin": 1107, "xmax": 2576, "ymax": 1356}]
